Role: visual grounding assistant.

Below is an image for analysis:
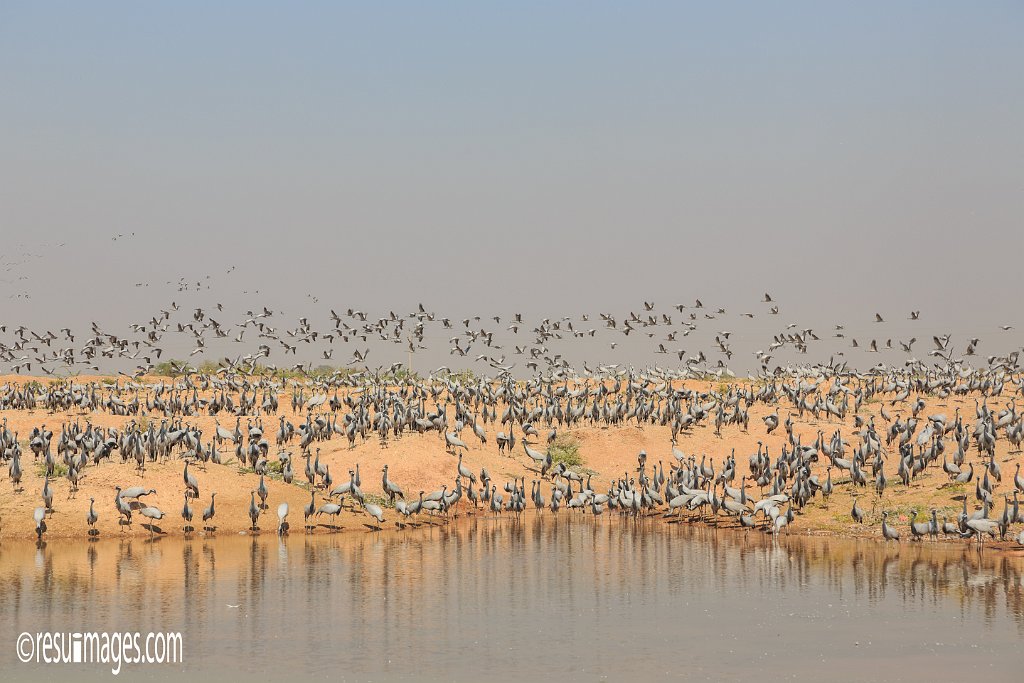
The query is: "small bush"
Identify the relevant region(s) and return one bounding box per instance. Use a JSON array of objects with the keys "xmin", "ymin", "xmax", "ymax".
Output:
[
  {"xmin": 435, "ymin": 368, "xmax": 476, "ymax": 384},
  {"xmin": 196, "ymin": 360, "xmax": 220, "ymax": 375},
  {"xmin": 36, "ymin": 461, "xmax": 69, "ymax": 478},
  {"xmin": 387, "ymin": 368, "xmax": 421, "ymax": 383},
  {"xmin": 241, "ymin": 459, "xmax": 287, "ymax": 481},
  {"xmin": 153, "ymin": 360, "xmax": 186, "ymax": 377},
  {"xmin": 549, "ymin": 434, "xmax": 583, "ymax": 469},
  {"xmin": 362, "ymin": 493, "xmax": 395, "ymax": 510}
]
